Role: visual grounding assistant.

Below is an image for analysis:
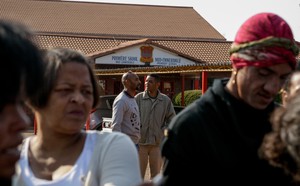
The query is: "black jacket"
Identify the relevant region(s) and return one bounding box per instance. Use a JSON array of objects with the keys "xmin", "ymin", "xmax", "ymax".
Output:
[{"xmin": 160, "ymin": 78, "xmax": 293, "ymax": 185}]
